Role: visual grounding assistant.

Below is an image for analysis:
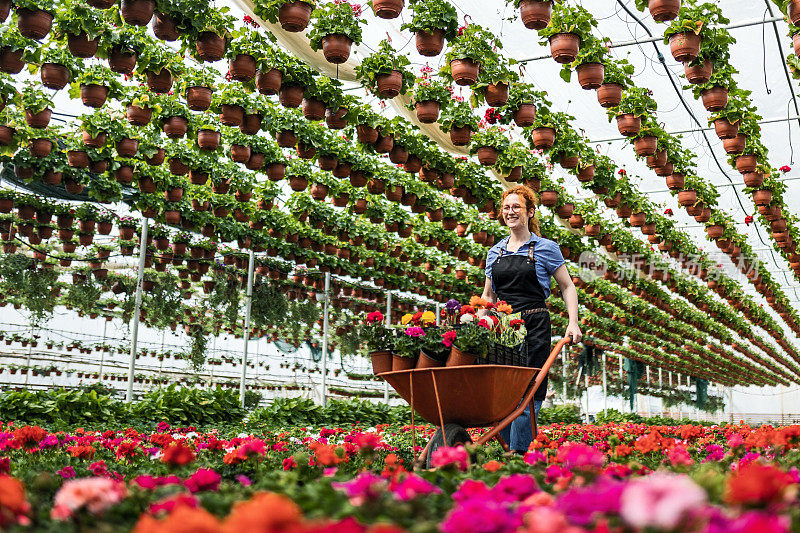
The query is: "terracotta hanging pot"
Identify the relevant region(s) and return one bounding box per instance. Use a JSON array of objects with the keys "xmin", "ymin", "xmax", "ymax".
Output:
[
  {"xmin": 321, "ymin": 34, "xmax": 353, "ymax": 64},
  {"xmin": 229, "ymin": 54, "xmax": 257, "ymax": 82},
  {"xmin": 196, "ymin": 31, "xmax": 226, "ymax": 62},
  {"xmin": 67, "ymin": 32, "xmax": 99, "ymax": 58},
  {"xmin": 376, "ymin": 70, "xmax": 403, "ymax": 98},
  {"xmin": 67, "ymin": 150, "xmax": 89, "ymax": 168},
  {"xmin": 288, "ymin": 175, "xmax": 308, "ymax": 192},
  {"xmin": 668, "ymin": 32, "xmax": 701, "ymax": 62},
  {"xmin": 485, "ymin": 82, "xmax": 509, "ymax": 106},
  {"xmin": 186, "ymin": 86, "xmax": 212, "ymax": 111},
  {"xmin": 722, "ymin": 133, "xmax": 746, "ymax": 154},
  {"xmin": 677, "ymin": 189, "xmax": 697, "ymax": 207},
  {"xmin": 325, "ymin": 107, "xmax": 348, "ymax": 129},
  {"xmin": 450, "ymin": 58, "xmax": 480, "ymax": 85},
  {"xmin": 743, "ymin": 172, "xmax": 764, "ymax": 188},
  {"xmin": 665, "ymin": 173, "xmax": 685, "ymax": 190},
  {"xmin": 530, "ymin": 126, "xmax": 555, "ymax": 149},
  {"xmin": 0, "ymin": 48, "xmax": 24, "ymax": 74},
  {"xmin": 279, "ymin": 84, "xmax": 304, "ymax": 108},
  {"xmin": 197, "ymin": 130, "xmax": 221, "ymax": 150},
  {"xmin": 80, "ymin": 84, "xmax": 109, "ymax": 108},
  {"xmin": 648, "ymin": 0, "xmax": 680, "ymax": 22},
  {"xmin": 559, "ymin": 155, "xmax": 579, "ymax": 169},
  {"xmin": 752, "ymin": 189, "xmax": 773, "ymax": 206},
  {"xmin": 684, "ymin": 58, "xmax": 712, "ymax": 84},
  {"xmin": 25, "ymin": 108, "xmax": 51, "ymax": 129},
  {"xmin": 146, "ymin": 69, "xmax": 172, "ymax": 93},
  {"xmin": 389, "ymin": 144, "xmax": 409, "ymax": 164},
  {"xmin": 0, "ymin": 0, "xmax": 9, "ymax": 22},
  {"xmin": 512, "ymin": 103, "xmax": 536, "ymax": 127},
  {"xmin": 596, "ymin": 83, "xmax": 623, "ymax": 108},
  {"xmin": 646, "ymin": 149, "xmax": 667, "ymax": 168},
  {"xmin": 29, "ymin": 139, "xmax": 52, "ymax": 157},
  {"xmin": 476, "ymin": 146, "xmax": 499, "ymax": 166},
  {"xmin": 549, "ymin": 33, "xmax": 580, "ymax": 64},
  {"xmin": 629, "ymin": 211, "xmax": 646, "ymax": 227},
  {"xmin": 356, "ymin": 123, "xmax": 379, "ymax": 143},
  {"xmin": 576, "ymin": 62, "xmax": 604, "ymax": 90},
  {"xmin": 370, "ymin": 351, "xmax": 393, "ymax": 375},
  {"xmin": 706, "ymin": 225, "xmax": 724, "ymax": 239},
  {"xmin": 735, "ymin": 154, "xmax": 757, "ymax": 173},
  {"xmin": 126, "ymin": 105, "xmax": 152, "ymax": 126},
  {"xmin": 120, "ymin": 0, "xmax": 155, "ymax": 25},
  {"xmin": 17, "ymin": 8, "xmax": 54, "ymax": 39},
  {"xmin": 654, "ymin": 162, "xmax": 674, "ymax": 176},
  {"xmin": 153, "ymin": 11, "xmax": 179, "ymax": 41},
  {"xmin": 40, "ymin": 63, "xmax": 69, "ymax": 89},
  {"xmin": 634, "ymin": 135, "xmax": 658, "ymax": 156},
  {"xmin": 415, "ymin": 29, "xmax": 445, "ymax": 56},
  {"xmin": 116, "ymin": 138, "xmax": 139, "ymax": 157},
  {"xmin": 219, "ymin": 104, "xmax": 244, "ymax": 126},
  {"xmin": 302, "ymin": 97, "xmax": 326, "ymax": 121},
  {"xmin": 246, "ymin": 152, "xmax": 266, "ymax": 170},
  {"xmin": 256, "ymin": 69, "xmax": 282, "ymax": 95},
  {"xmin": 449, "ymin": 126, "xmax": 472, "ymax": 146},
  {"xmin": 519, "ymin": 0, "xmax": 552, "ymax": 29},
  {"xmin": 555, "ymin": 202, "xmax": 574, "ymax": 219},
  {"xmin": 372, "ymin": 0, "xmax": 403, "ymax": 18},
  {"xmin": 577, "ymin": 165, "xmax": 594, "ymax": 182},
  {"xmin": 162, "ymin": 116, "xmax": 188, "ymax": 138},
  {"xmin": 296, "ymin": 141, "xmax": 316, "ymax": 159},
  {"xmin": 278, "ymin": 0, "xmax": 313, "ymax": 32},
  {"xmin": 789, "ymin": 0, "xmax": 800, "ymax": 25},
  {"xmin": 701, "ymin": 86, "xmax": 728, "ymax": 112},
  {"xmin": 615, "ymin": 114, "xmax": 641, "ymax": 136},
  {"xmin": 410, "ymin": 101, "xmax": 440, "ymax": 126},
  {"xmin": 109, "ymin": 47, "xmax": 136, "ymax": 74}
]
